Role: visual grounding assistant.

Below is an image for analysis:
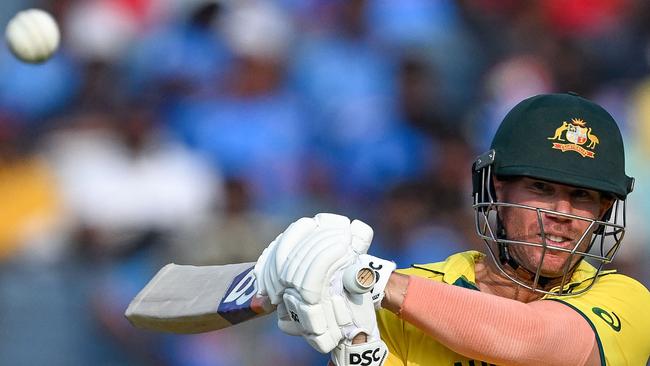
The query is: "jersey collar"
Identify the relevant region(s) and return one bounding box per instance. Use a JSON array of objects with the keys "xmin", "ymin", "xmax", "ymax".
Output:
[{"xmin": 410, "ymin": 251, "xmax": 617, "ymax": 294}]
